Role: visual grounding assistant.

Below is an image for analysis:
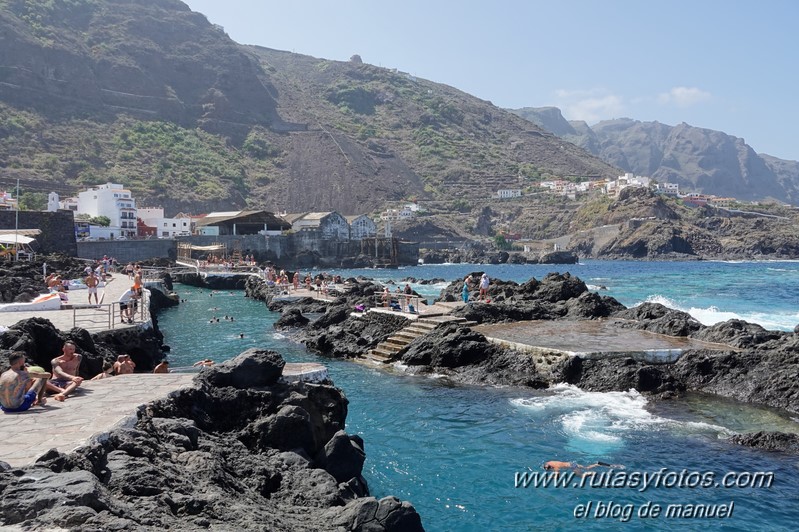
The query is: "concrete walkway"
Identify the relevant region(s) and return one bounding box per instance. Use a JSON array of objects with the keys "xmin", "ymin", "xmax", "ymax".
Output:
[
  {"xmin": 0, "ymin": 373, "xmax": 194, "ymax": 468},
  {"xmin": 0, "ymin": 362, "xmax": 329, "ymax": 468},
  {"xmin": 0, "ymin": 272, "xmax": 147, "ymax": 332}
]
